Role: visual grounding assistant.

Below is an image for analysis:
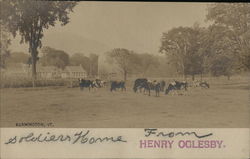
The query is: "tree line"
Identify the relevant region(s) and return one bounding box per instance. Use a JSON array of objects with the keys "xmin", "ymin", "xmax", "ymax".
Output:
[
  {"xmin": 2, "ymin": 46, "xmax": 99, "ymax": 77},
  {"xmin": 3, "ymin": 47, "xmax": 172, "ymax": 80},
  {"xmin": 106, "ymin": 4, "xmax": 250, "ymax": 81},
  {"xmin": 159, "ymin": 3, "xmax": 250, "ymax": 80}
]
